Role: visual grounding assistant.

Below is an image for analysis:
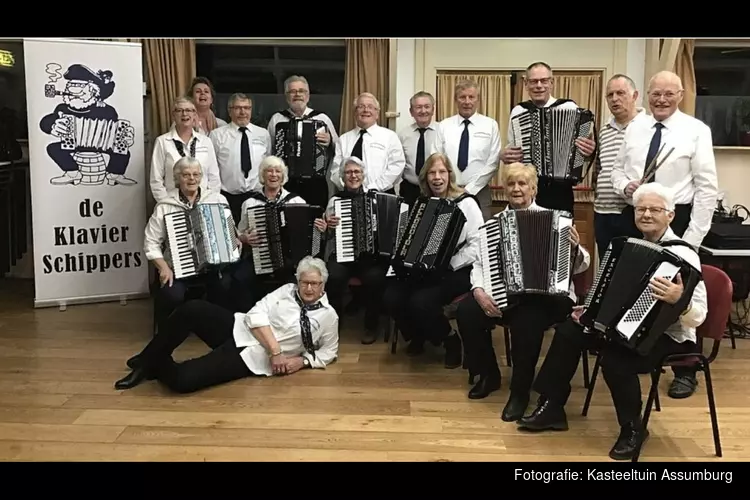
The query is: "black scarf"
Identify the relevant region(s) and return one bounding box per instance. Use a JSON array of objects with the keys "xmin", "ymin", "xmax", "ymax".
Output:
[
  {"xmin": 293, "ymin": 290, "xmax": 324, "ymax": 360},
  {"xmin": 173, "ymin": 137, "xmax": 197, "ymax": 158}
]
